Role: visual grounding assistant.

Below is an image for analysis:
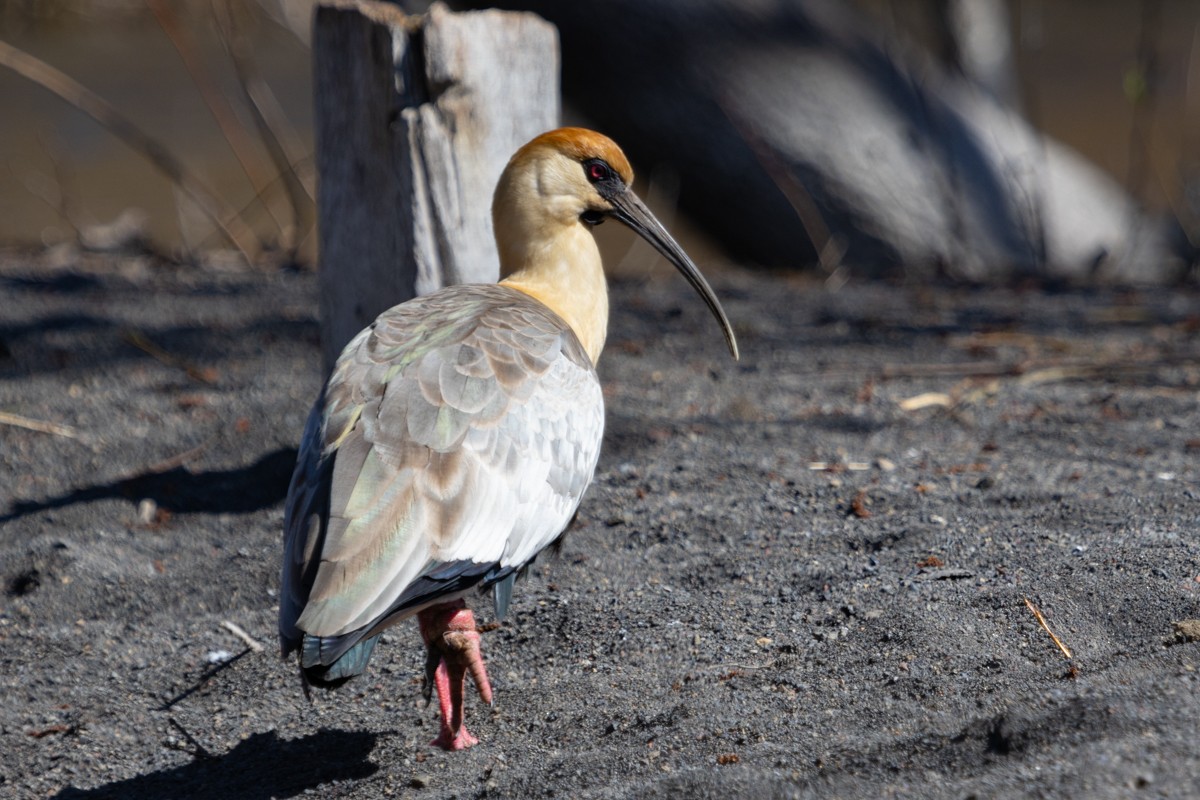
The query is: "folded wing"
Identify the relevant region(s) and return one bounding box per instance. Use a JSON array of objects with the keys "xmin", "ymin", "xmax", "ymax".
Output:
[{"xmin": 279, "ymin": 285, "xmax": 603, "ymax": 666}]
